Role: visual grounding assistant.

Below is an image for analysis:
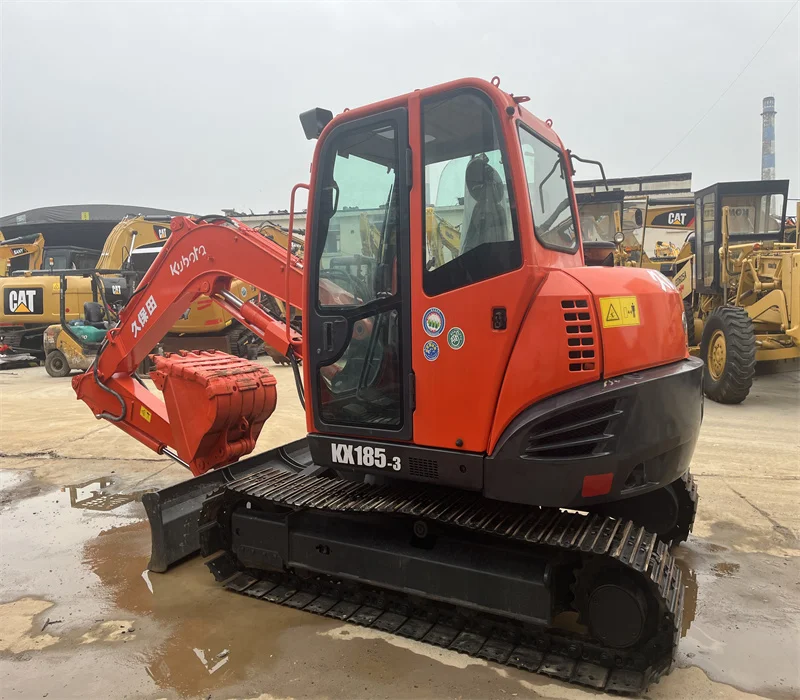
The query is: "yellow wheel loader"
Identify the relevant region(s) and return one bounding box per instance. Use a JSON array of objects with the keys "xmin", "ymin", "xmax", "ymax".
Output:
[{"xmin": 673, "ymin": 179, "xmax": 796, "ymax": 403}]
